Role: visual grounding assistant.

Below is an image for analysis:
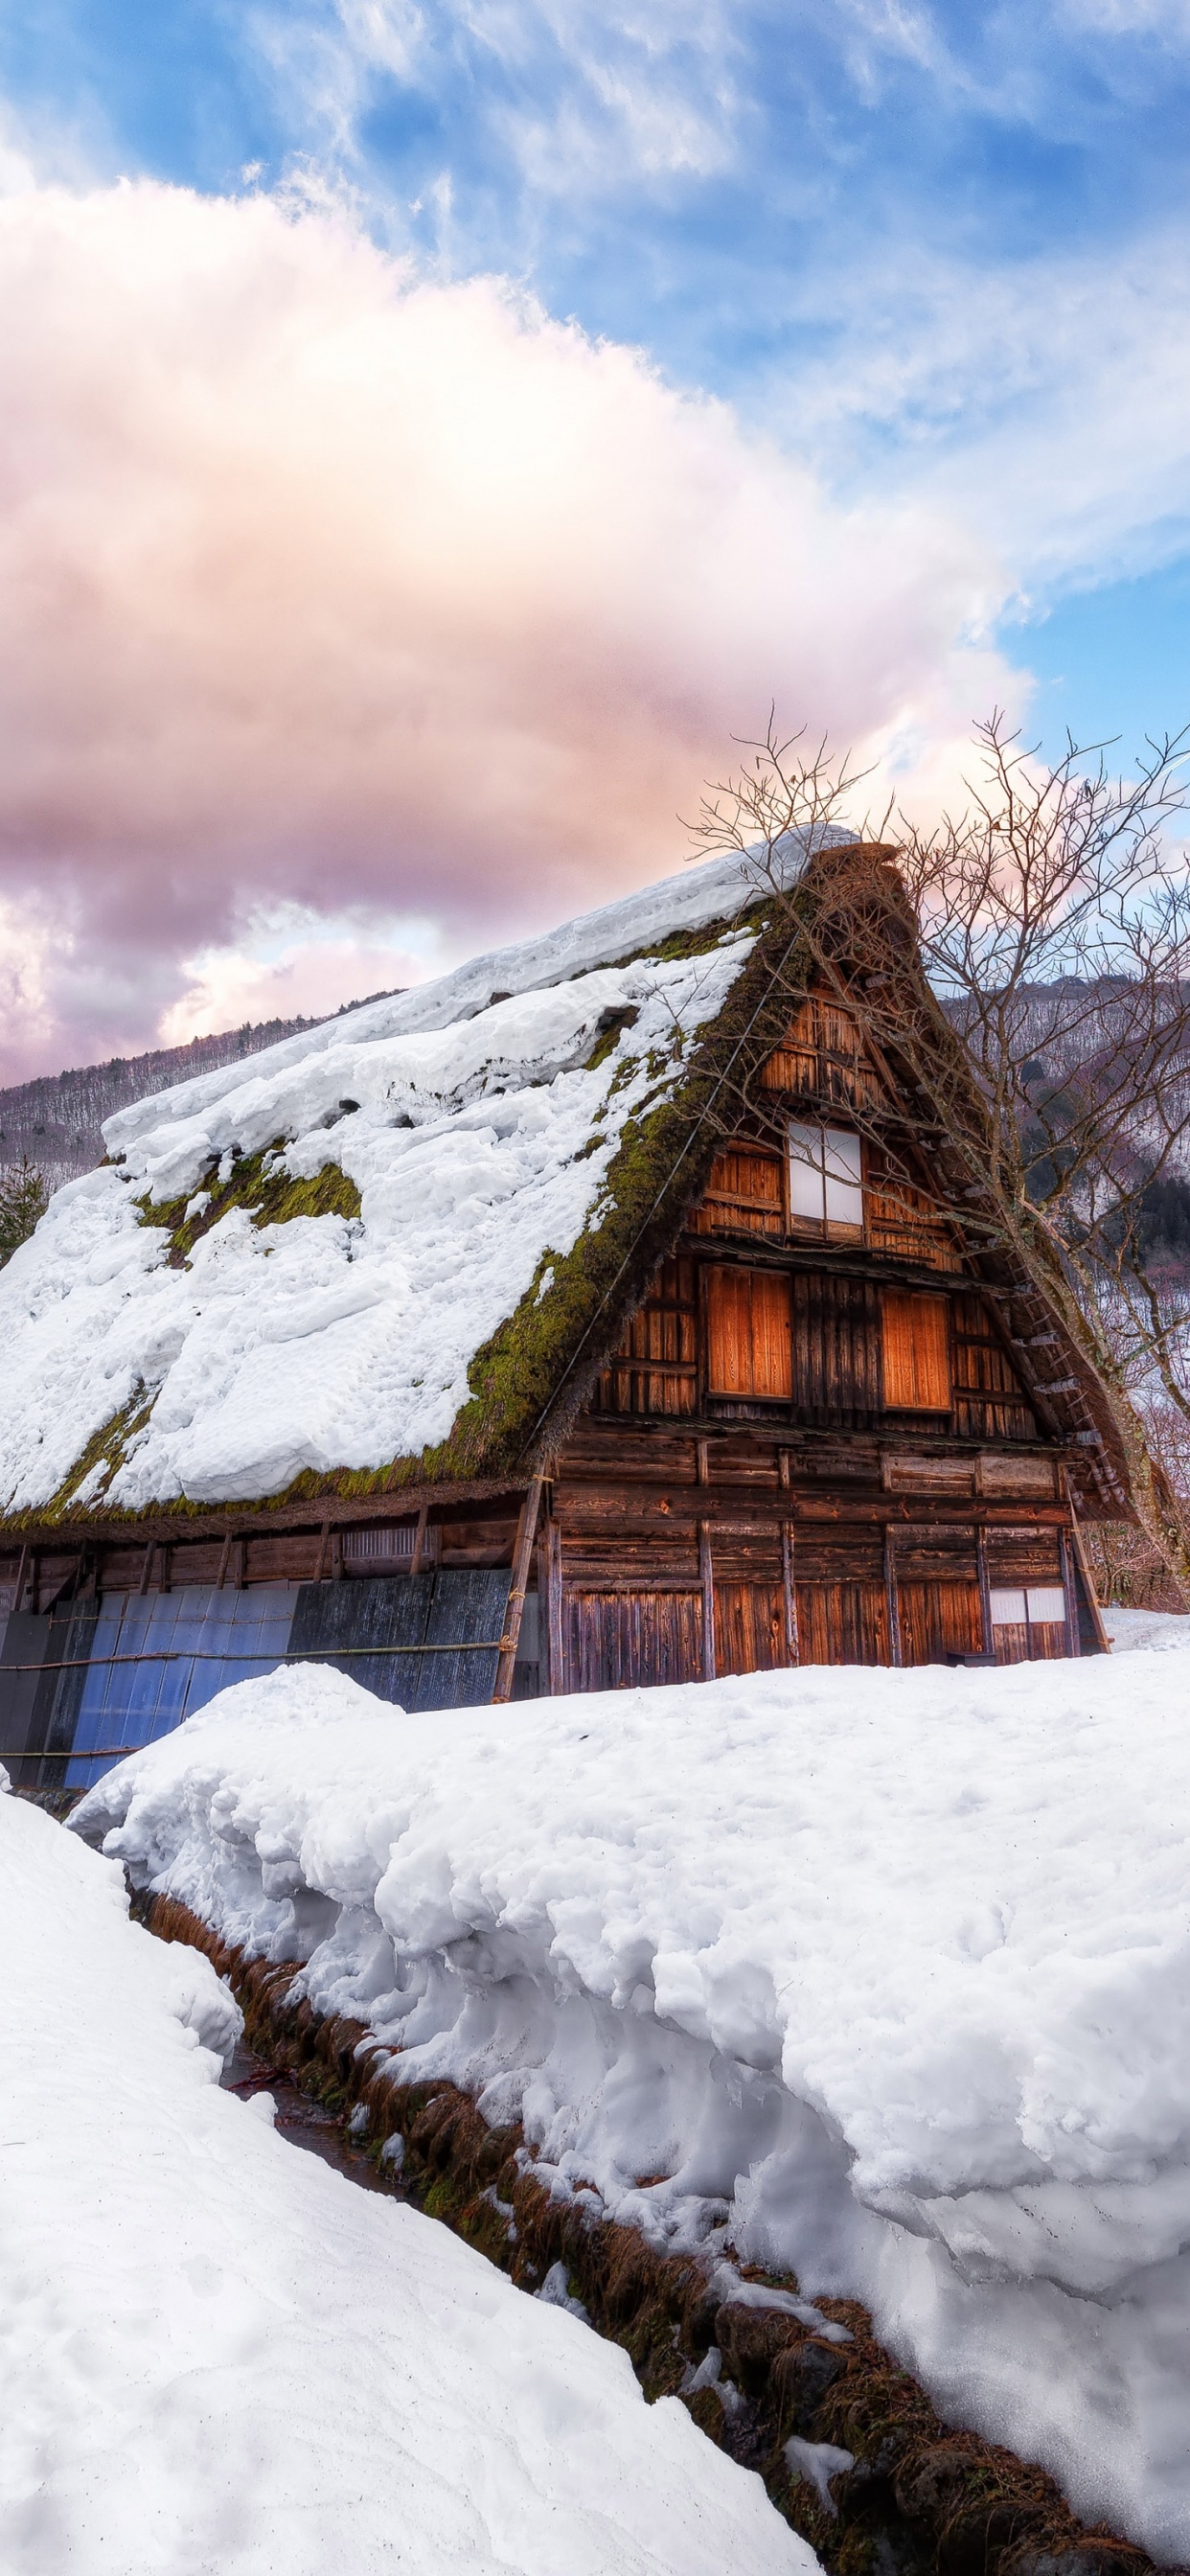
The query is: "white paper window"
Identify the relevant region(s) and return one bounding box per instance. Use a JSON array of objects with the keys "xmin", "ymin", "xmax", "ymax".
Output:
[
  {"xmin": 989, "ymin": 1586, "xmax": 1066, "ymax": 1627},
  {"xmin": 788, "ymin": 1123, "xmax": 864, "ymax": 1229}
]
